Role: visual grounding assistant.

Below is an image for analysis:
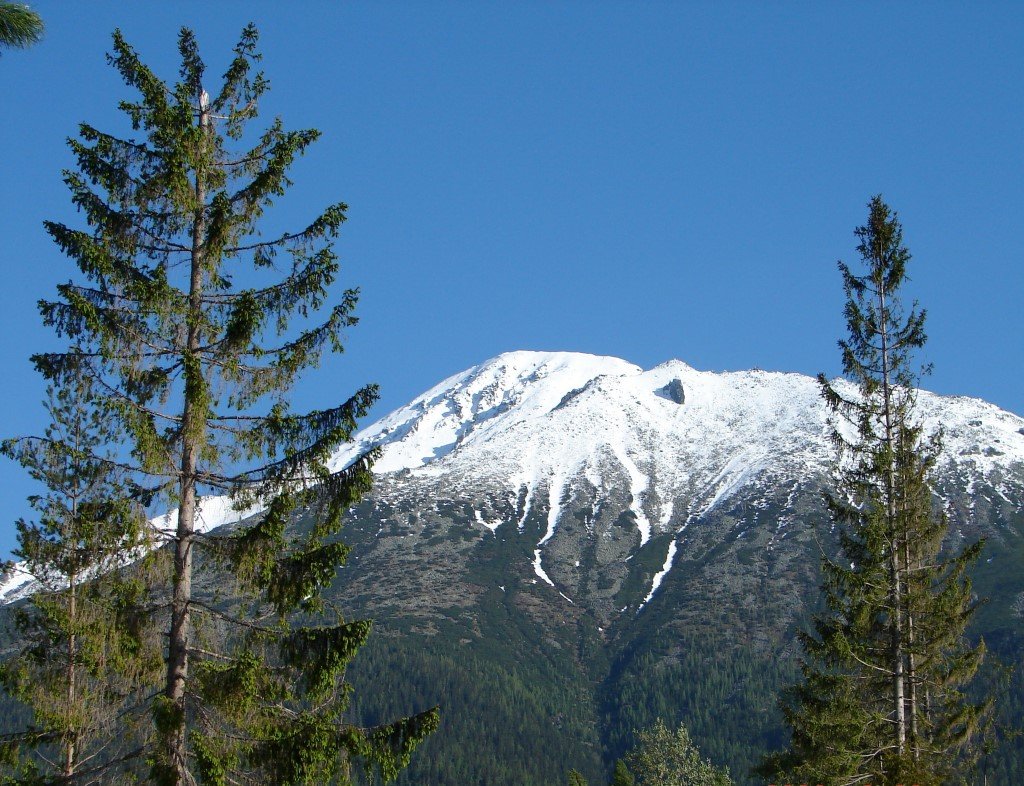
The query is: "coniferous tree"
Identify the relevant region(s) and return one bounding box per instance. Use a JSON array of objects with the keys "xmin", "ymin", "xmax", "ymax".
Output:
[
  {"xmin": 609, "ymin": 759, "xmax": 635, "ymax": 786},
  {"xmin": 0, "ymin": 2, "xmax": 42, "ymax": 54},
  {"xmin": 565, "ymin": 768, "xmax": 588, "ymax": 786},
  {"xmin": 0, "ymin": 368, "xmax": 161, "ymax": 783},
  {"xmin": 32, "ymin": 25, "xmax": 437, "ymax": 785},
  {"xmin": 760, "ymin": 196, "xmax": 988, "ymax": 785}
]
